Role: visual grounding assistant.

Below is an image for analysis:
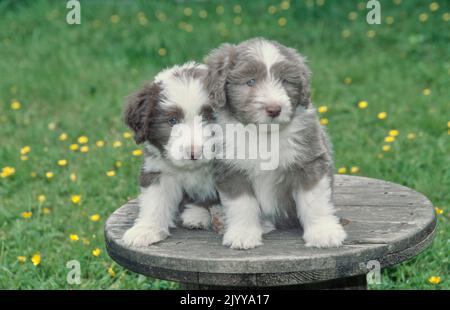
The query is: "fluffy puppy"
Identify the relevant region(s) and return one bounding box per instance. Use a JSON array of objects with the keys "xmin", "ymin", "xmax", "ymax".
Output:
[
  {"xmin": 122, "ymin": 62, "xmax": 219, "ymax": 247},
  {"xmin": 204, "ymin": 38, "xmax": 347, "ymax": 249}
]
